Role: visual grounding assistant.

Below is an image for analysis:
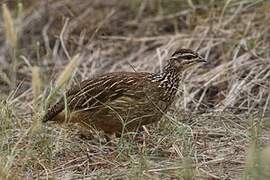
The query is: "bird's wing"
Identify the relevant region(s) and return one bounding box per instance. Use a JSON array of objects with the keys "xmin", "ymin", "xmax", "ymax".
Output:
[{"xmin": 43, "ymin": 72, "xmax": 150, "ymax": 122}]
